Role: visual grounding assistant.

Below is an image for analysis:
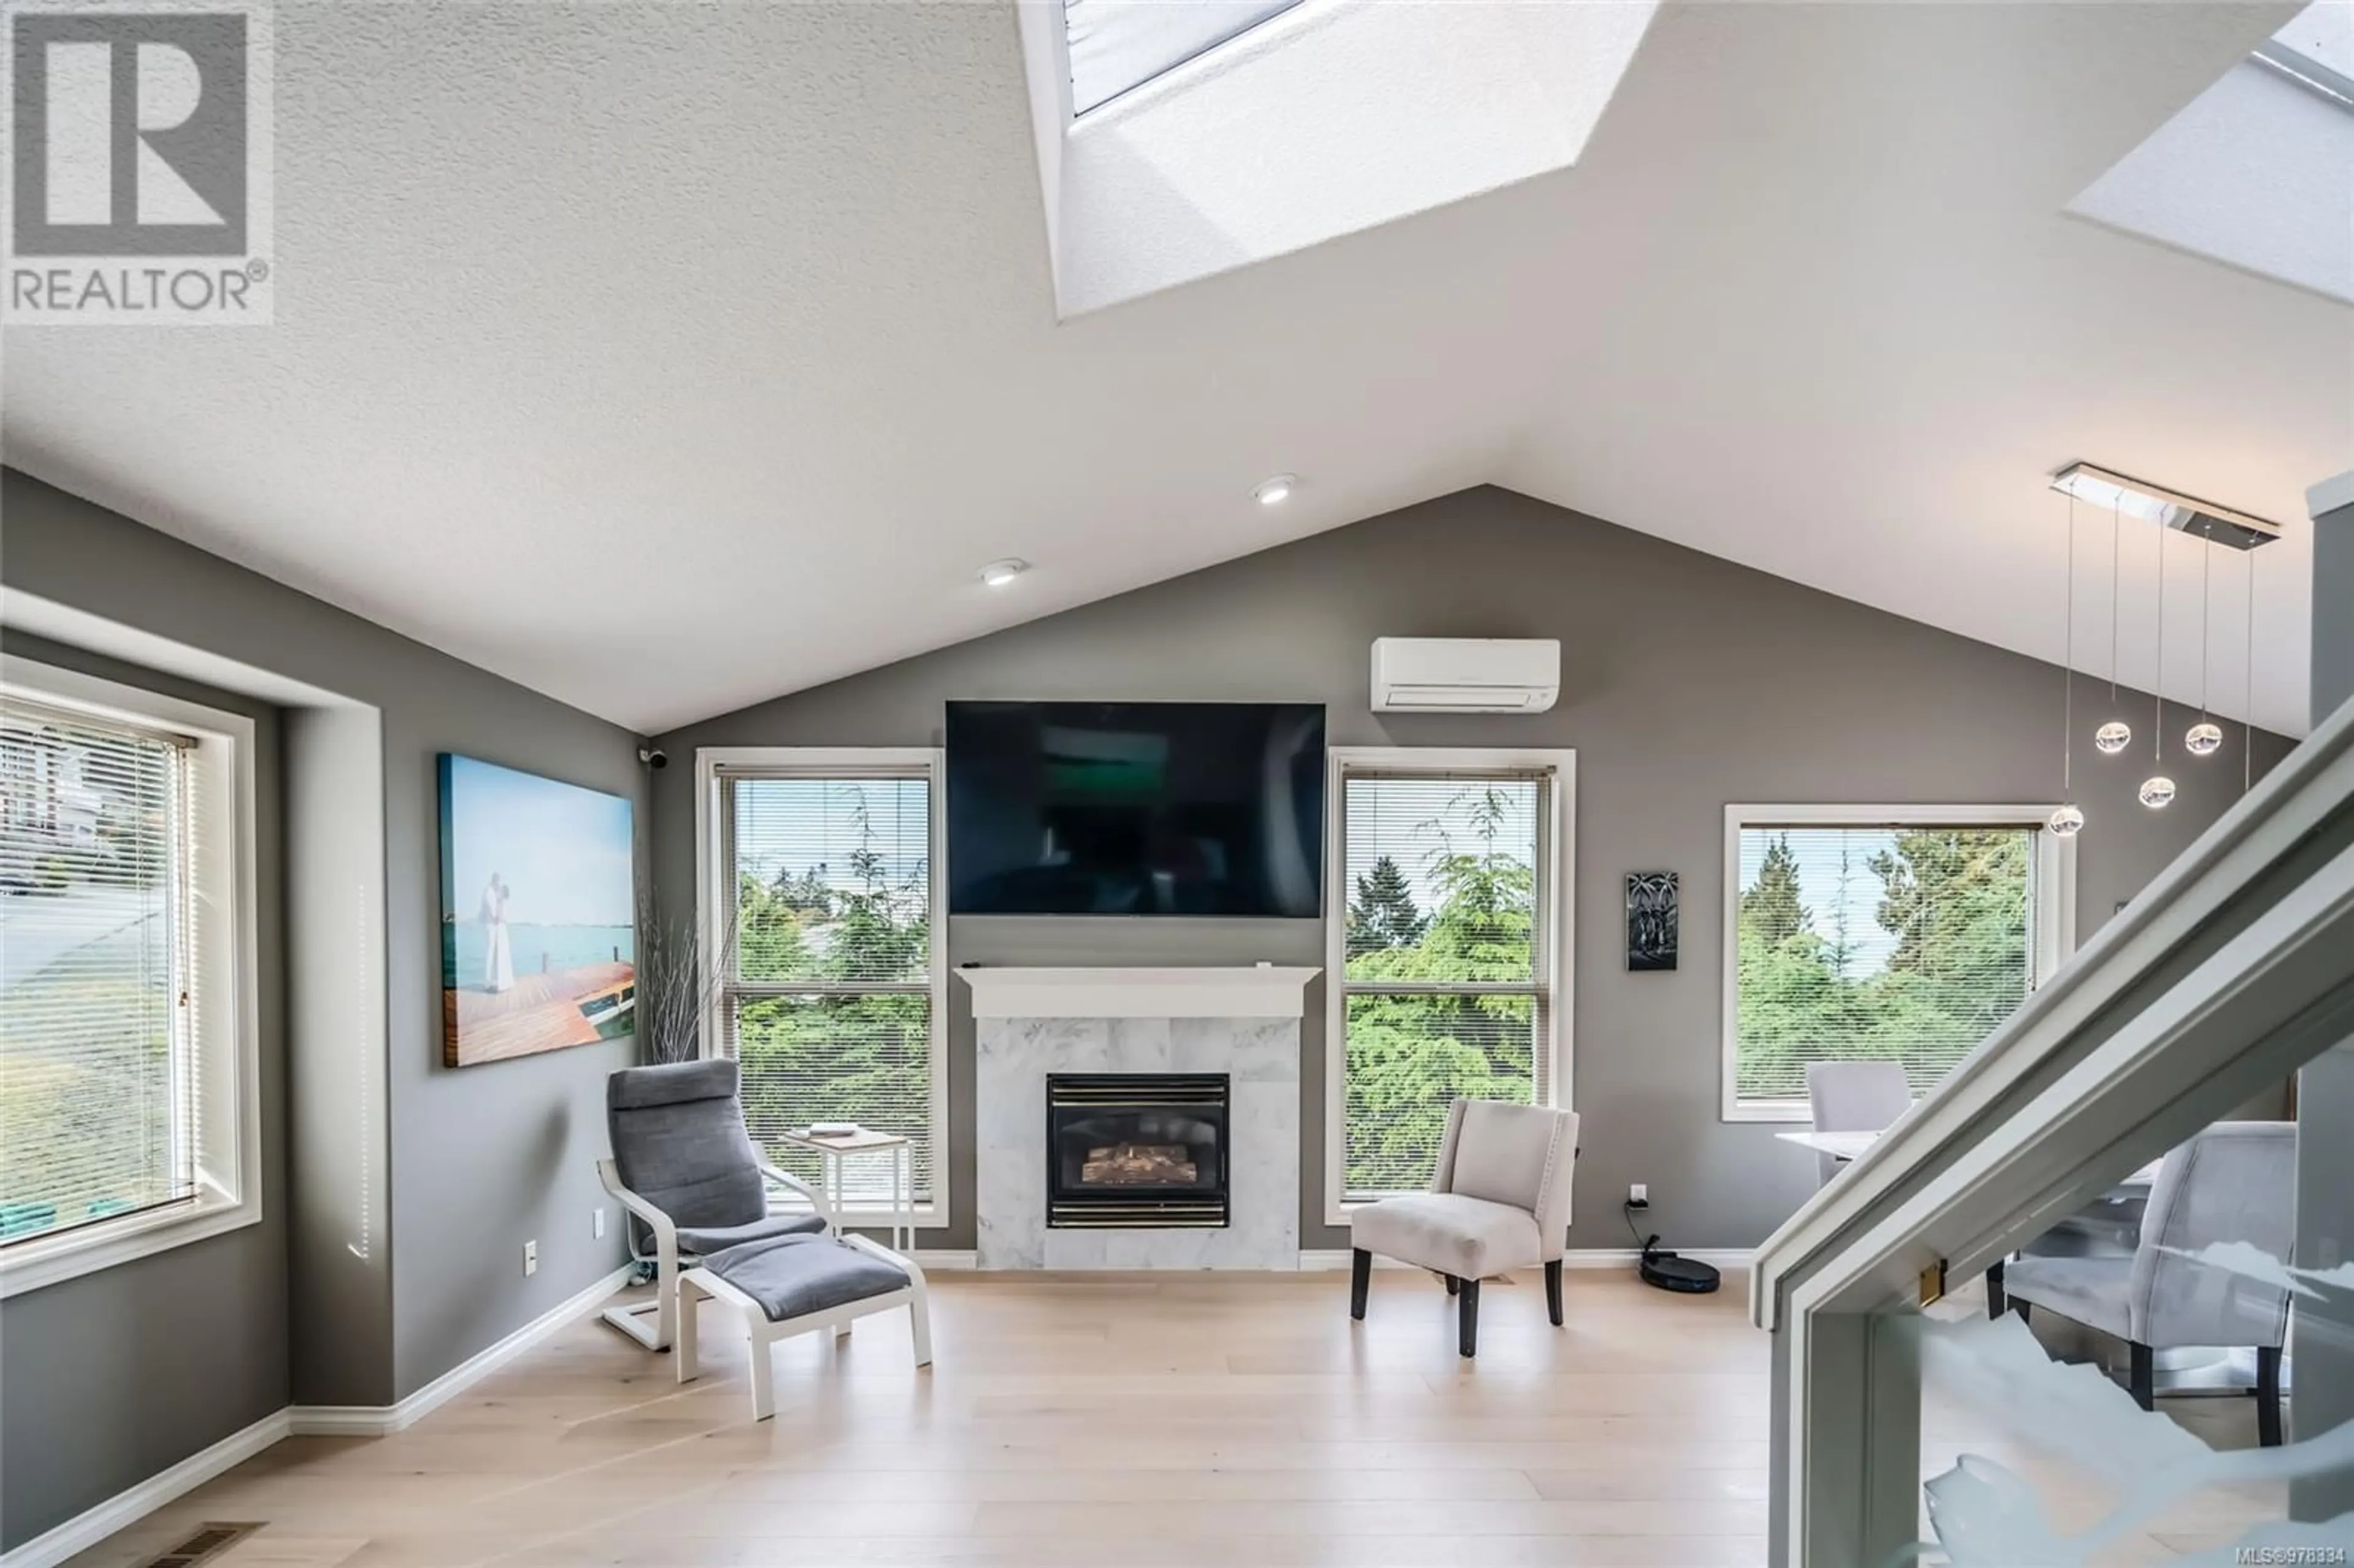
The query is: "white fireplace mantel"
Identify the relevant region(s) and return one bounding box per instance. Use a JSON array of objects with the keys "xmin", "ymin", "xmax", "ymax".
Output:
[{"xmin": 956, "ymin": 965, "xmax": 1319, "ymax": 1020}]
